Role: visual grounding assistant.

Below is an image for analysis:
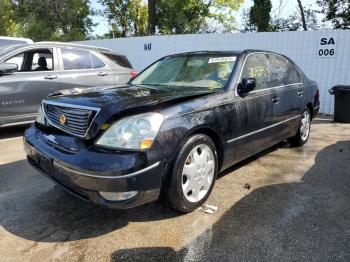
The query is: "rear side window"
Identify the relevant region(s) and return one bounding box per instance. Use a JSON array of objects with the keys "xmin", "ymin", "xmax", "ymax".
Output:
[
  {"xmin": 61, "ymin": 48, "xmax": 107, "ymax": 70},
  {"xmin": 61, "ymin": 48, "xmax": 92, "ymax": 70},
  {"xmin": 102, "ymin": 52, "xmax": 132, "ymax": 68},
  {"xmin": 241, "ymin": 53, "xmax": 273, "ymax": 91},
  {"xmin": 91, "ymin": 54, "xmax": 105, "ymax": 69},
  {"xmin": 267, "ymin": 54, "xmax": 301, "ymax": 86}
]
